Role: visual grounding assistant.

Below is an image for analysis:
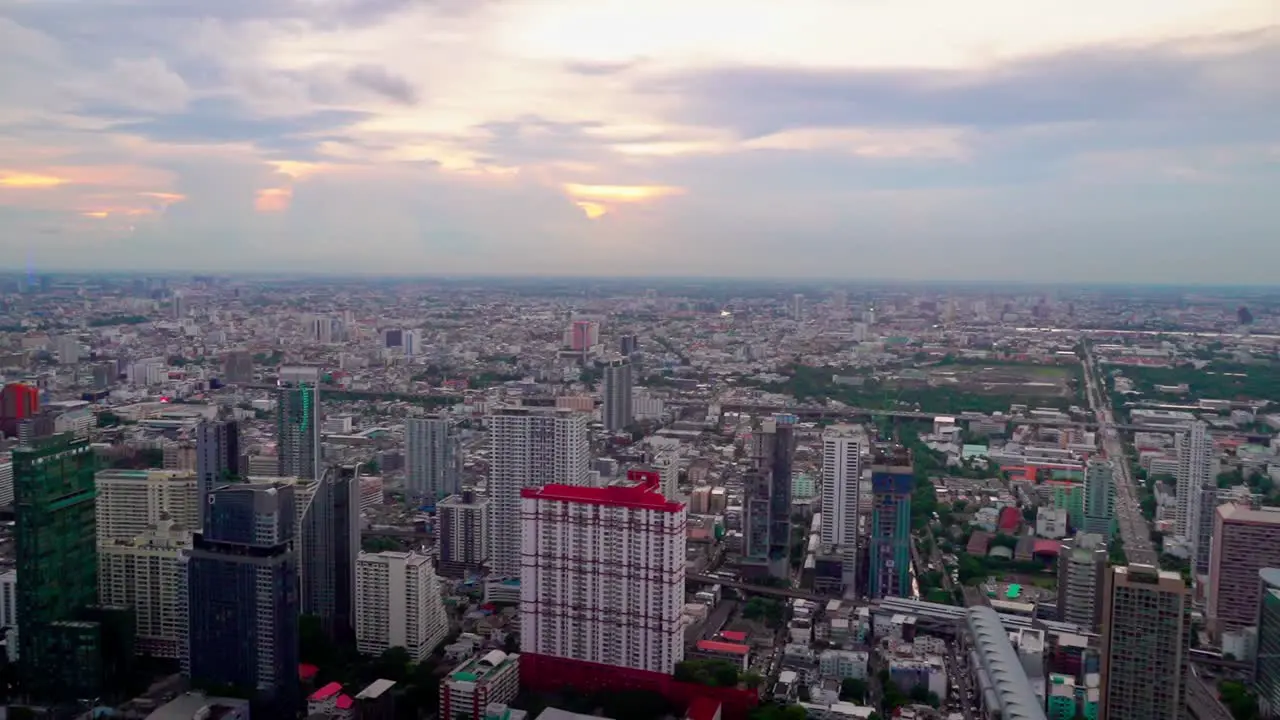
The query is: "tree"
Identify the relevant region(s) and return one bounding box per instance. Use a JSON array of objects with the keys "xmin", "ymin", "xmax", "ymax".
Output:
[
  {"xmin": 743, "ymin": 671, "xmax": 763, "ymax": 689},
  {"xmin": 840, "ymin": 677, "xmax": 868, "ymax": 702}
]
